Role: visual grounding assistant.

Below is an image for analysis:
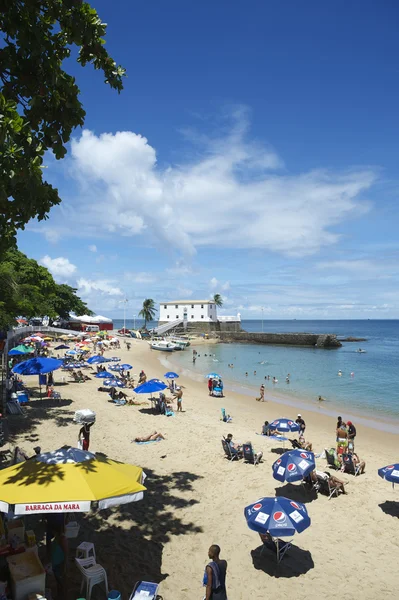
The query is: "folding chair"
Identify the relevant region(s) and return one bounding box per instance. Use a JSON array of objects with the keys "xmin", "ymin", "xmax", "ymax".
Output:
[
  {"xmin": 315, "ymin": 471, "xmax": 340, "ymax": 499},
  {"xmin": 289, "ymin": 438, "xmax": 302, "ymax": 450},
  {"xmin": 341, "ymin": 454, "xmax": 361, "ymax": 476},
  {"xmin": 242, "ymin": 442, "xmax": 262, "ymax": 465},
  {"xmin": 221, "ymin": 439, "xmax": 240, "ymax": 461},
  {"xmin": 325, "ymin": 448, "xmax": 341, "ymax": 470},
  {"xmin": 261, "ymin": 535, "xmax": 292, "ymax": 563},
  {"xmin": 220, "ymin": 408, "xmax": 232, "ymax": 423}
]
